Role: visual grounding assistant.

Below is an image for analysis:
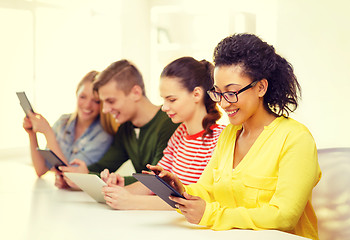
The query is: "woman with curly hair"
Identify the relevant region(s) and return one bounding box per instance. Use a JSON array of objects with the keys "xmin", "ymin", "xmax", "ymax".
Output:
[{"xmin": 148, "ymin": 34, "xmax": 321, "ymax": 239}]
